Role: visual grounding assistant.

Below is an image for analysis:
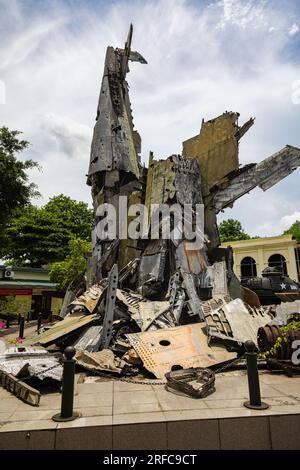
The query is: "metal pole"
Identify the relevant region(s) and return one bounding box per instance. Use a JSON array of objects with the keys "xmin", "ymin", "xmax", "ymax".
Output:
[
  {"xmin": 52, "ymin": 347, "xmax": 80, "ymax": 422},
  {"xmin": 37, "ymin": 312, "xmax": 42, "ymax": 333},
  {"xmin": 243, "ymin": 340, "xmax": 269, "ymax": 410},
  {"xmin": 17, "ymin": 314, "xmax": 21, "ymax": 325},
  {"xmin": 26, "ymin": 311, "xmax": 31, "ymax": 323},
  {"xmin": 19, "ymin": 316, "xmax": 25, "ymax": 339},
  {"xmin": 6, "ymin": 315, "xmax": 10, "ymax": 329},
  {"xmin": 48, "ymin": 311, "xmax": 53, "ymax": 323}
]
